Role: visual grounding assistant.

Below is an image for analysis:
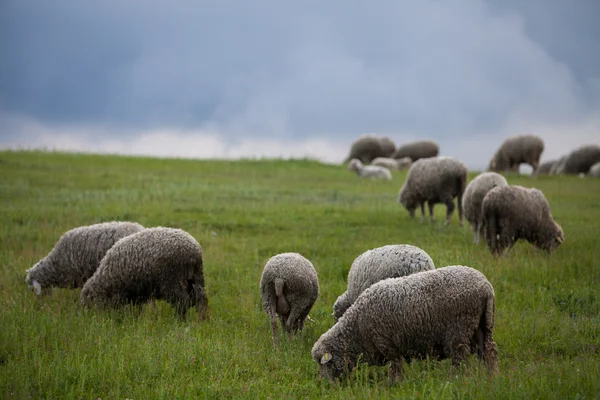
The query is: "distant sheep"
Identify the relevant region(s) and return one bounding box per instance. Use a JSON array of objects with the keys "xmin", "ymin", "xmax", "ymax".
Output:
[
  {"xmin": 589, "ymin": 162, "xmax": 600, "ymax": 178},
  {"xmin": 260, "ymin": 253, "xmax": 319, "ymax": 345},
  {"xmin": 344, "ymin": 135, "xmax": 396, "ymax": 164},
  {"xmin": 482, "ymin": 185, "xmax": 564, "ymax": 255},
  {"xmin": 549, "ymin": 155, "xmax": 568, "ymax": 175},
  {"xmin": 81, "ymin": 227, "xmax": 208, "ymax": 320},
  {"xmin": 534, "ymin": 160, "xmax": 557, "ymax": 176},
  {"xmin": 348, "ymin": 159, "xmax": 392, "ymax": 180},
  {"xmin": 332, "ymin": 244, "xmax": 435, "ymax": 321},
  {"xmin": 462, "ymin": 172, "xmax": 509, "ymax": 244},
  {"xmin": 25, "ymin": 221, "xmax": 145, "ymax": 295},
  {"xmin": 555, "ymin": 144, "xmax": 600, "ymax": 175},
  {"xmin": 370, "ymin": 157, "xmax": 412, "ymax": 171},
  {"xmin": 393, "ymin": 140, "xmax": 439, "ymax": 162},
  {"xmin": 398, "ymin": 157, "xmax": 467, "ymax": 225},
  {"xmin": 312, "ymin": 266, "xmax": 498, "ymax": 382},
  {"xmin": 488, "ymin": 135, "xmax": 544, "ymax": 174}
]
